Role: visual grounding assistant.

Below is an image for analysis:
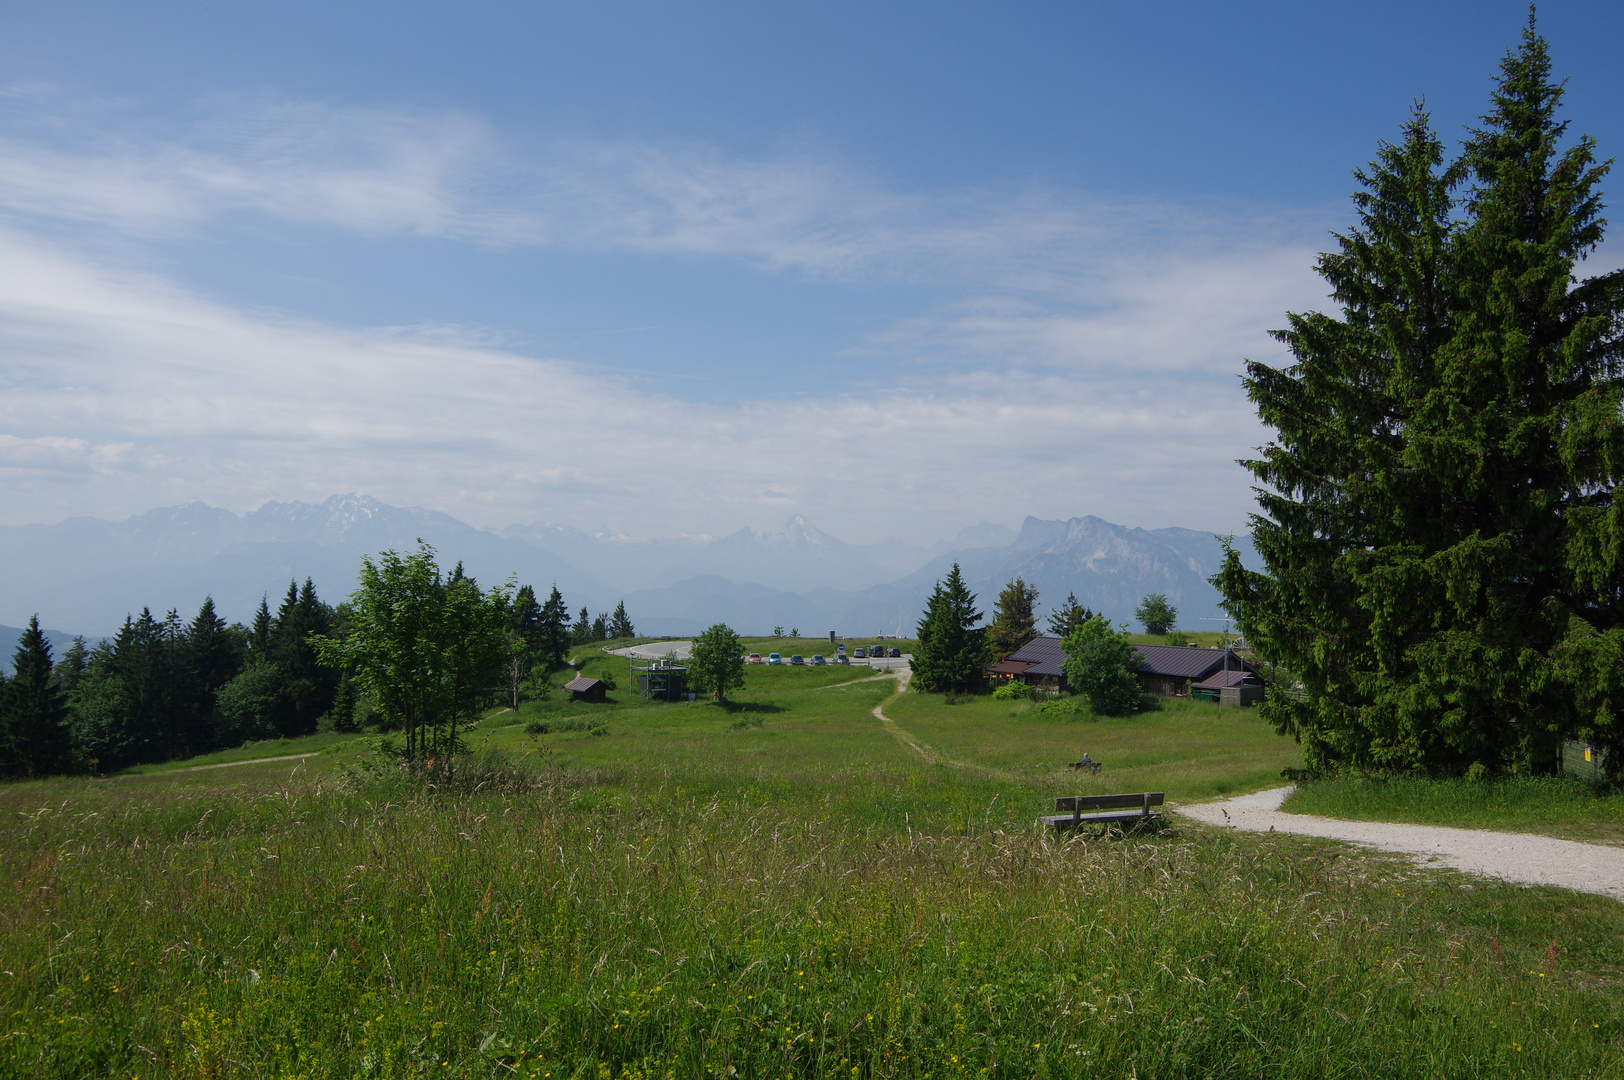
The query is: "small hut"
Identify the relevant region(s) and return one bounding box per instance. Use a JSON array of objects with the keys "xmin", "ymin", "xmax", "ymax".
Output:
[{"xmin": 564, "ymin": 676, "xmax": 608, "ymax": 703}]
